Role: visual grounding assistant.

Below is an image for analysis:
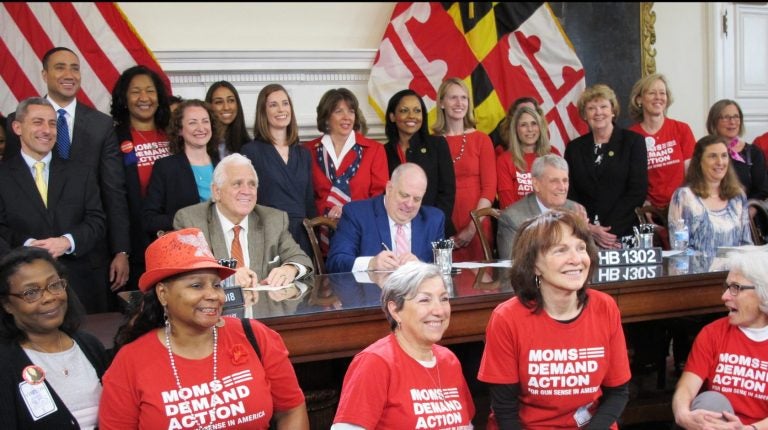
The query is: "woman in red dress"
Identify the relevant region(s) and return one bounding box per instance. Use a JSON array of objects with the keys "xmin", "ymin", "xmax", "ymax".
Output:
[{"xmin": 431, "ymin": 78, "xmax": 497, "ymax": 262}]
